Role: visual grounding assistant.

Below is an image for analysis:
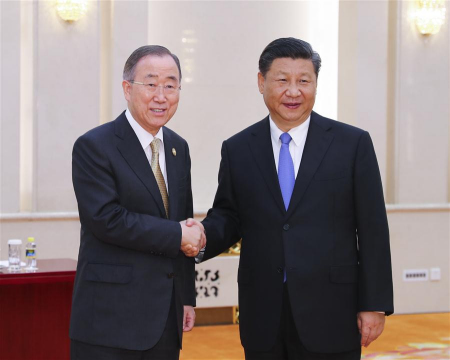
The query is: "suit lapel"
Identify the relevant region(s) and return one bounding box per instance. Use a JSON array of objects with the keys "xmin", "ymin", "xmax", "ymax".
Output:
[
  {"xmin": 248, "ymin": 117, "xmax": 286, "ymax": 215},
  {"xmin": 286, "ymin": 112, "xmax": 334, "ymax": 219},
  {"xmin": 115, "ymin": 114, "xmax": 166, "ymax": 217},
  {"xmin": 162, "ymin": 128, "xmax": 179, "ymax": 221}
]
